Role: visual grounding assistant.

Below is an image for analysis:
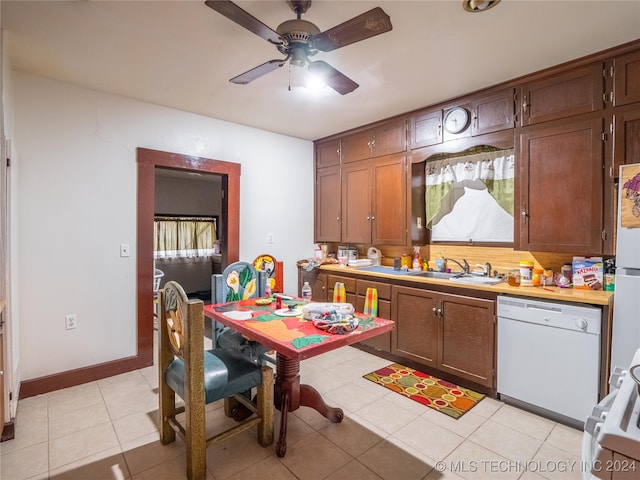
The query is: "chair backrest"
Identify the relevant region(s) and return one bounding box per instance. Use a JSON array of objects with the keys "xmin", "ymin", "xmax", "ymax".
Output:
[
  {"xmin": 158, "ymin": 281, "xmax": 204, "ymax": 386},
  {"xmin": 253, "ymin": 254, "xmax": 284, "ymax": 293},
  {"xmin": 212, "ymin": 261, "xmax": 266, "ymax": 303}
]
